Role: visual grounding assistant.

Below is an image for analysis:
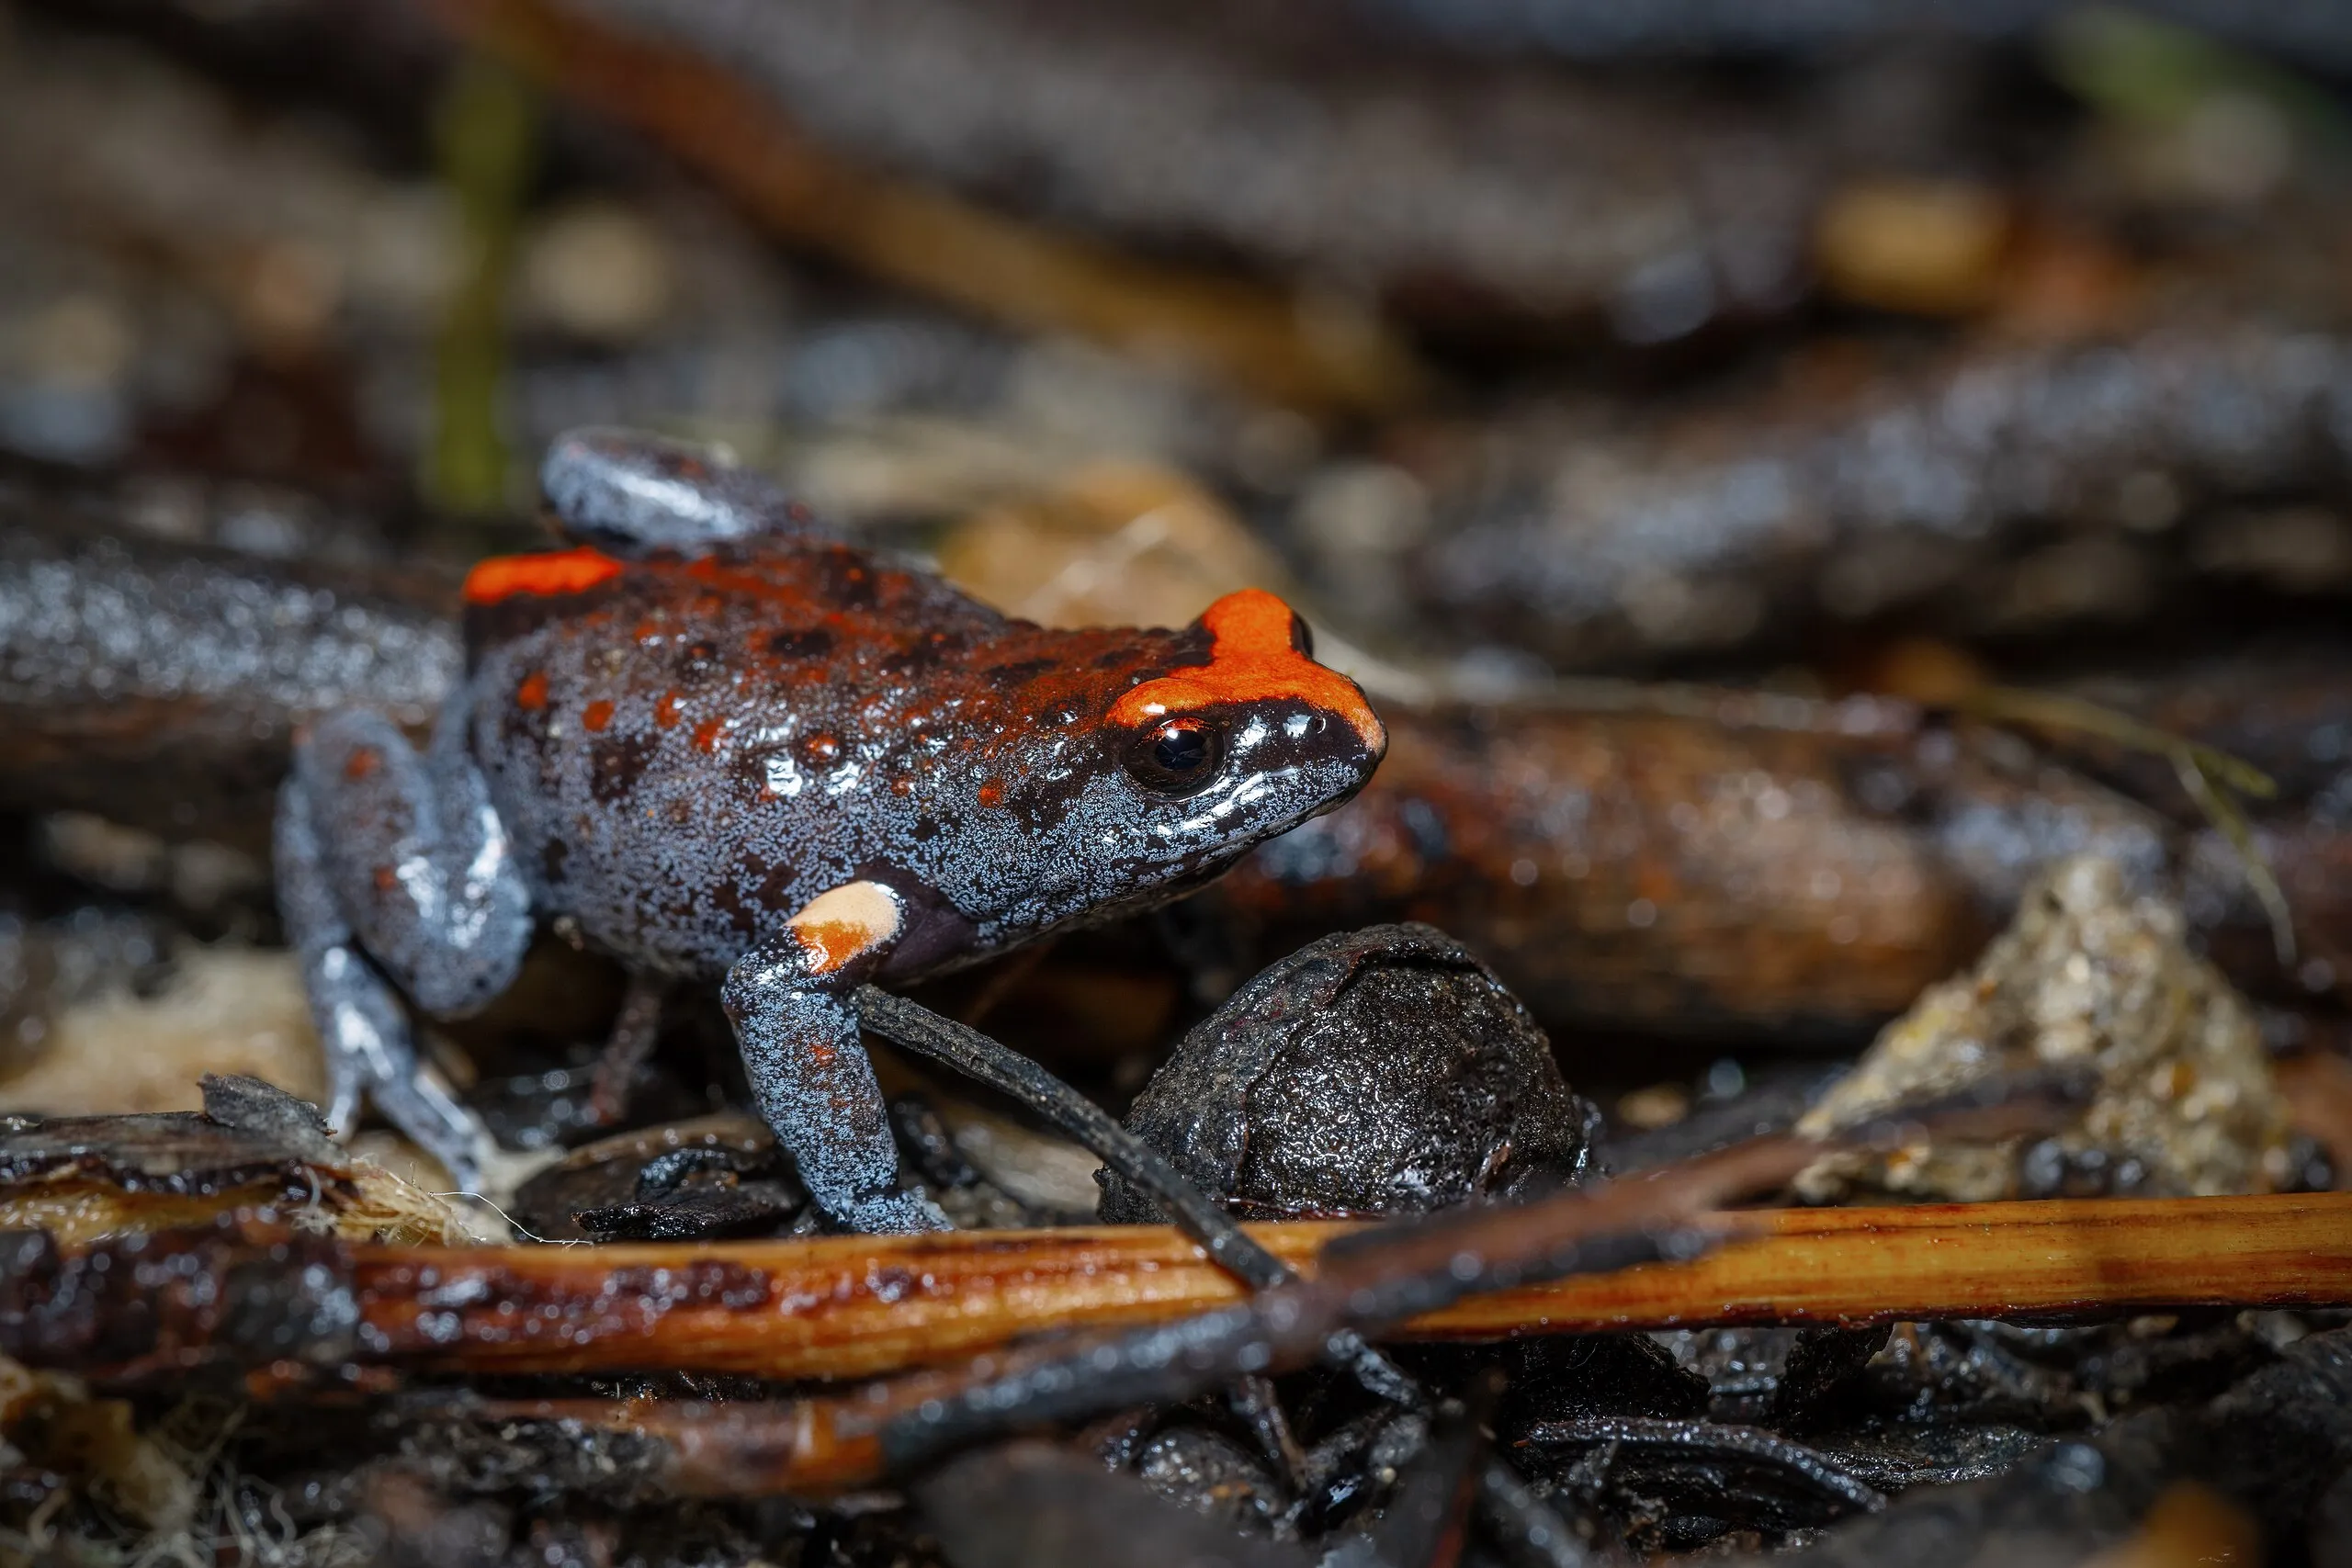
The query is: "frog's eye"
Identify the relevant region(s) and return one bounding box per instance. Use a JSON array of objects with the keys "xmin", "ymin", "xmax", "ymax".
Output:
[{"xmin": 1126, "ymin": 717, "xmax": 1224, "ymax": 795}]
